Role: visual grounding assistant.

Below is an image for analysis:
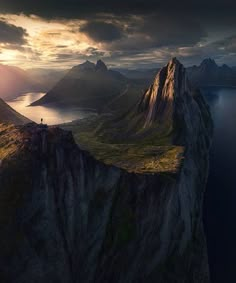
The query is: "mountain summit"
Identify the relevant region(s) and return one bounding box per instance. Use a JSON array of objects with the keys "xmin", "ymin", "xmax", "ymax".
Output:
[
  {"xmin": 137, "ymin": 58, "xmax": 189, "ymax": 128},
  {"xmin": 31, "ymin": 59, "xmax": 127, "ymax": 110},
  {"xmin": 73, "ymin": 59, "xmax": 108, "ymax": 72},
  {"xmin": 187, "ymin": 58, "xmax": 236, "ymax": 87},
  {"xmin": 74, "ymin": 60, "xmax": 95, "ymax": 71},
  {"xmin": 200, "ymin": 58, "xmax": 218, "ymax": 70},
  {"xmin": 95, "ymin": 59, "xmax": 108, "ymax": 72}
]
